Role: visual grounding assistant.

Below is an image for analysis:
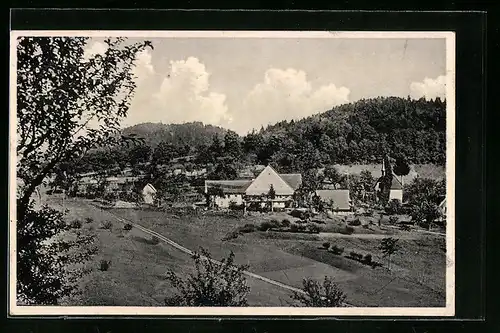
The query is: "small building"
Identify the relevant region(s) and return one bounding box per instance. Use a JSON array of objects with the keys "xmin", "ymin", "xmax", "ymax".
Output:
[
  {"xmin": 204, "ymin": 165, "xmax": 302, "ymax": 210},
  {"xmin": 142, "ymin": 183, "xmax": 157, "ymax": 205},
  {"xmin": 244, "ymin": 165, "xmax": 302, "ymax": 210},
  {"xmin": 438, "ymin": 197, "xmax": 447, "ymax": 221},
  {"xmin": 204, "ymin": 180, "xmax": 252, "ymax": 209},
  {"xmin": 315, "ymin": 189, "xmax": 353, "ymax": 215},
  {"xmin": 374, "ymin": 160, "xmax": 403, "ymax": 202}
]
